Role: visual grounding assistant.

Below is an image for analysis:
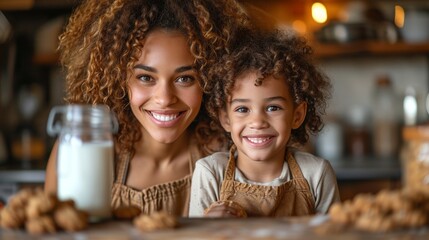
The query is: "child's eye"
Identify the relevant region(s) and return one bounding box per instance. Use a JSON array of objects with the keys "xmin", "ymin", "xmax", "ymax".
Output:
[
  {"xmin": 234, "ymin": 106, "xmax": 249, "ymax": 113},
  {"xmin": 267, "ymin": 106, "xmax": 282, "ymax": 112},
  {"xmin": 176, "ymin": 76, "xmax": 196, "ymax": 86}
]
